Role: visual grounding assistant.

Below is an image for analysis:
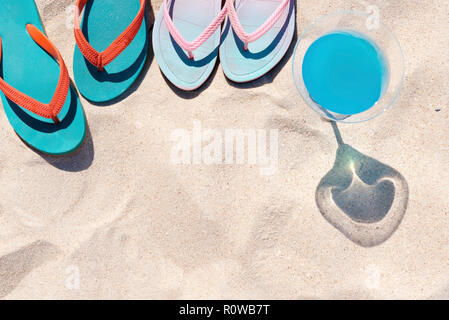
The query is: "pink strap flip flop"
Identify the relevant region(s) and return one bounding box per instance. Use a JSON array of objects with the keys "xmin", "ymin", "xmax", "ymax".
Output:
[
  {"xmin": 153, "ymin": 0, "xmax": 226, "ymax": 91},
  {"xmin": 220, "ymin": 0, "xmax": 295, "ymax": 83}
]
